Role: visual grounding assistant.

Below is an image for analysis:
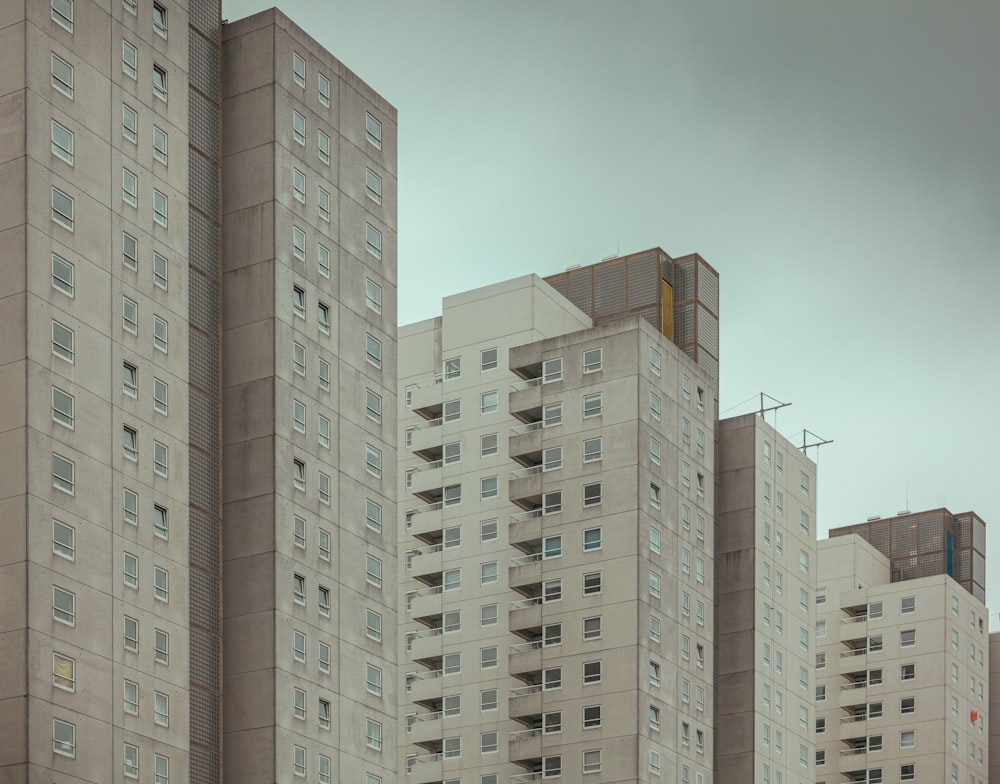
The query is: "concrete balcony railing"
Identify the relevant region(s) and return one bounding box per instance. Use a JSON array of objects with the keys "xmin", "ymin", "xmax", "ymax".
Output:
[
  {"xmin": 407, "ymin": 628, "xmax": 444, "ymax": 662},
  {"xmin": 510, "ymin": 772, "xmax": 544, "ymax": 784},
  {"xmin": 406, "ymin": 711, "xmax": 444, "ymax": 745},
  {"xmin": 509, "ymin": 553, "xmax": 542, "ymax": 590},
  {"xmin": 509, "ymin": 597, "xmax": 543, "ymax": 633},
  {"xmin": 509, "ymin": 510, "xmax": 543, "ymax": 550},
  {"xmin": 405, "ymin": 503, "xmax": 443, "ymax": 538},
  {"xmin": 405, "ymin": 753, "xmax": 443, "ymax": 784},
  {"xmin": 409, "ymin": 465, "xmax": 444, "ymax": 498},
  {"xmin": 405, "ymin": 669, "xmax": 444, "ymax": 702},
  {"xmin": 509, "ymin": 472, "xmax": 543, "ymax": 509},
  {"xmin": 407, "ymin": 547, "xmax": 443, "ymax": 580},
  {"xmin": 406, "ymin": 585, "xmax": 444, "ymax": 621},
  {"xmin": 508, "ymin": 728, "xmax": 543, "ymax": 760},
  {"xmin": 509, "ymin": 640, "xmax": 543, "ymax": 677},
  {"xmin": 509, "ymin": 683, "xmax": 543, "ymax": 717},
  {"xmin": 509, "ymin": 424, "xmax": 543, "ymax": 462},
  {"xmin": 509, "ymin": 380, "xmax": 543, "ymax": 419}
]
